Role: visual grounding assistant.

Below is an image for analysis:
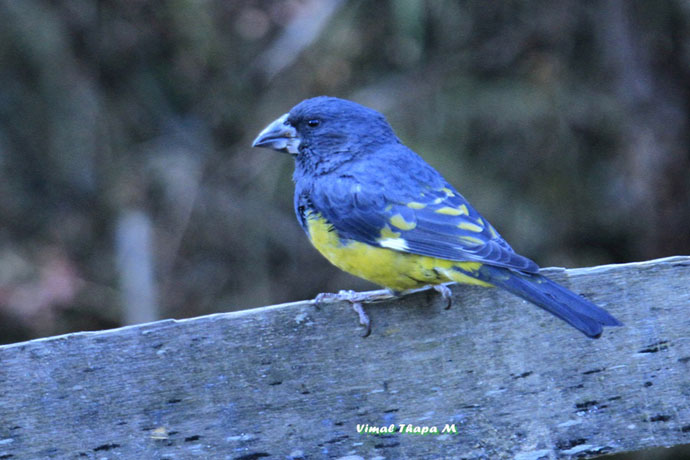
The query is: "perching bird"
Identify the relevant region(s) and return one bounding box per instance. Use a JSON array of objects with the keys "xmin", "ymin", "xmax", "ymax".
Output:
[{"xmin": 252, "ymin": 96, "xmax": 621, "ymax": 338}]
